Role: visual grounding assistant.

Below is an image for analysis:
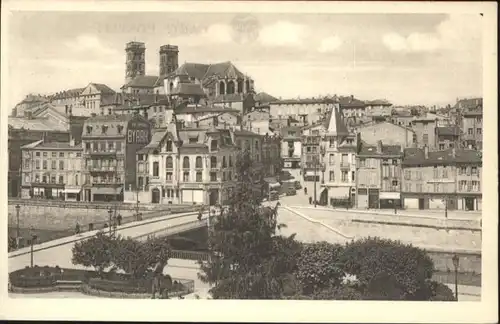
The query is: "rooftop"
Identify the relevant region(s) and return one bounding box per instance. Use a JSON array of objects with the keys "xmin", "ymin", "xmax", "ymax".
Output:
[
  {"xmin": 436, "ymin": 126, "xmax": 461, "ymax": 136},
  {"xmin": 403, "ymin": 148, "xmax": 482, "ymax": 166},
  {"xmin": 22, "ymin": 140, "xmax": 82, "ymax": 150},
  {"xmin": 358, "ymin": 143, "xmax": 402, "ymax": 156},
  {"xmin": 123, "ymin": 75, "xmax": 159, "ymax": 88},
  {"xmin": 8, "ymin": 116, "xmax": 68, "ymax": 132}
]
